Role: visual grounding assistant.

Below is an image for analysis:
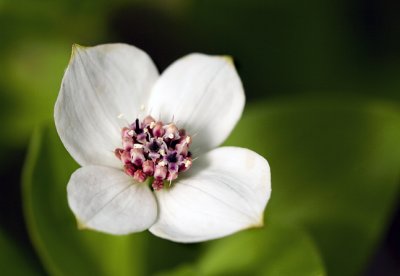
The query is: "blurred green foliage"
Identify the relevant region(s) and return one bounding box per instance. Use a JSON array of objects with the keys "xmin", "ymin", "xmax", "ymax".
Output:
[
  {"xmin": 158, "ymin": 224, "xmax": 325, "ymax": 276},
  {"xmin": 195, "ymin": 223, "xmax": 325, "ymax": 276},
  {"xmin": 0, "ymin": 0, "xmax": 399, "ymax": 275},
  {"xmin": 0, "ymin": 227, "xmax": 42, "ymax": 275}
]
